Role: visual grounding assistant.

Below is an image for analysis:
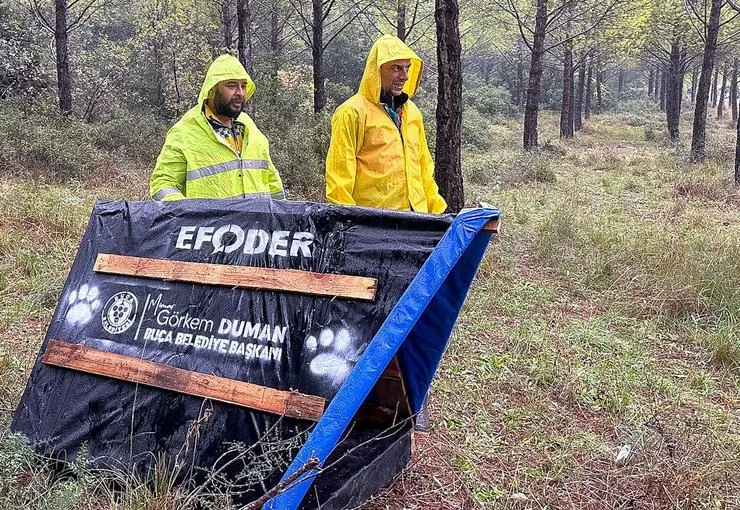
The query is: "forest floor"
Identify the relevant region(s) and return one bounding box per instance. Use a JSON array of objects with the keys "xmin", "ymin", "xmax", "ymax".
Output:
[{"xmin": 1, "ymin": 110, "xmax": 738, "ymax": 509}]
